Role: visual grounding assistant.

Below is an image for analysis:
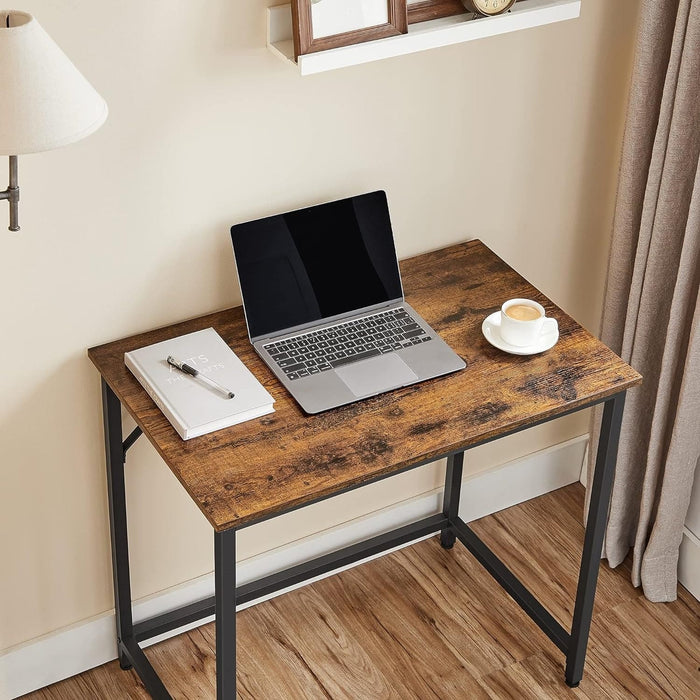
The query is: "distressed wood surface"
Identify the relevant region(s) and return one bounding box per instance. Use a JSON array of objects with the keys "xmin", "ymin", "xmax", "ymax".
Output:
[
  {"xmin": 88, "ymin": 239, "xmax": 641, "ymax": 532},
  {"xmin": 408, "ymin": 0, "xmax": 467, "ymax": 24},
  {"xmin": 27, "ymin": 486, "xmax": 700, "ymax": 699}
]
